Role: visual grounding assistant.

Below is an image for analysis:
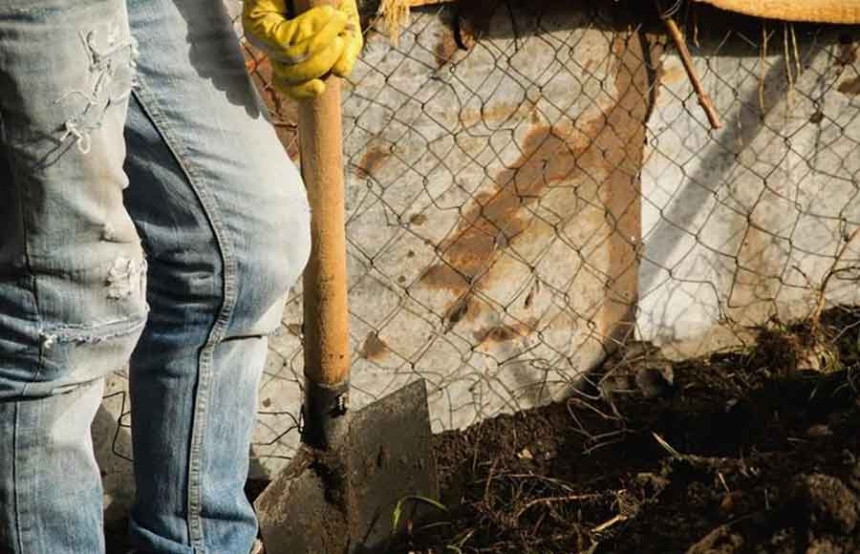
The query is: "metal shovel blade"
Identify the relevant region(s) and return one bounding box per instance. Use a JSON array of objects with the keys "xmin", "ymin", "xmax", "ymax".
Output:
[{"xmin": 254, "ymin": 379, "xmax": 439, "ymax": 554}]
